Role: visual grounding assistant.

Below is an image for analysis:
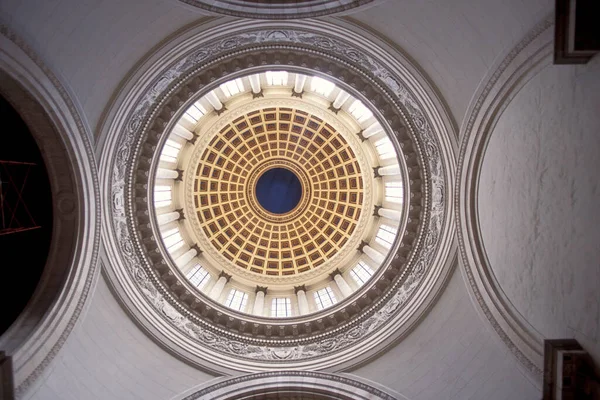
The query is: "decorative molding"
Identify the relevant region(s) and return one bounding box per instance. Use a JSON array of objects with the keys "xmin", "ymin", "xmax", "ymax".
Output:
[
  {"xmin": 177, "ymin": 0, "xmax": 375, "ymax": 20},
  {"xmin": 100, "ymin": 18, "xmax": 456, "ymax": 373},
  {"xmin": 0, "ymin": 25, "xmax": 100, "ymax": 397},
  {"xmin": 176, "ymin": 371, "xmax": 402, "ymax": 400},
  {"xmin": 456, "ymin": 16, "xmax": 555, "ymax": 382}
]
